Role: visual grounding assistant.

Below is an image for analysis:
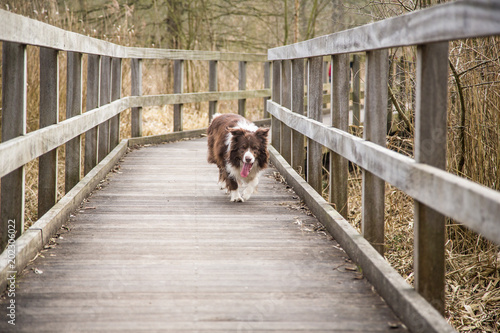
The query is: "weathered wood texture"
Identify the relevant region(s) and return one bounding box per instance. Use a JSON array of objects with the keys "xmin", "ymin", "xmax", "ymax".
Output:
[
  {"xmin": 98, "ymin": 56, "xmax": 112, "ymax": 163},
  {"xmin": 291, "ymin": 59, "xmax": 305, "ymax": 175},
  {"xmin": 271, "ymin": 60, "xmax": 281, "ymax": 150},
  {"xmin": 0, "ymin": 42, "xmax": 26, "ymax": 248},
  {"xmin": 362, "ymin": 50, "xmax": 388, "ymax": 256},
  {"xmin": 0, "ymin": 9, "xmax": 266, "ymax": 61},
  {"xmin": 208, "ymin": 60, "xmax": 218, "ymax": 121},
  {"xmin": 131, "ymin": 58, "xmax": 143, "ymax": 138},
  {"xmin": 414, "ymin": 42, "xmax": 449, "ymax": 315},
  {"xmin": 268, "ymin": 0, "xmax": 500, "ymax": 60},
  {"xmin": 173, "ymin": 59, "xmax": 184, "ymax": 132},
  {"xmin": 306, "ymin": 57, "xmax": 323, "ymax": 194},
  {"xmin": 329, "ymin": 54, "xmax": 349, "ymax": 219},
  {"xmin": 65, "ymin": 52, "xmax": 83, "ymax": 193},
  {"xmin": 38, "ymin": 47, "xmax": 59, "ymax": 218},
  {"xmin": 267, "ymin": 101, "xmax": 500, "ymax": 245},
  {"xmin": 84, "ymin": 55, "xmax": 100, "ymax": 175},
  {"xmin": 238, "ymin": 61, "xmax": 247, "ymax": 117},
  {"xmin": 280, "ymin": 60, "xmax": 292, "ymax": 163},
  {"xmin": 0, "ymin": 139, "xmax": 407, "ymax": 332},
  {"xmin": 109, "ymin": 57, "xmax": 122, "ymax": 150}
]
